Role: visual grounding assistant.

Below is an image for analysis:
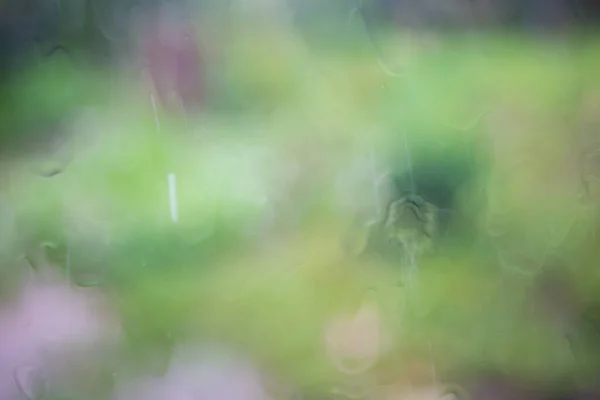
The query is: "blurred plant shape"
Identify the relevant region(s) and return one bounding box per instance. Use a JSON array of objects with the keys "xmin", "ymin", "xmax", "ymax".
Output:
[
  {"xmin": 533, "ymin": 267, "xmax": 580, "ymax": 338},
  {"xmin": 66, "ymin": 222, "xmax": 111, "ymax": 288},
  {"xmin": 532, "ymin": 266, "xmax": 600, "ymax": 385},
  {"xmin": 354, "ymin": 159, "xmax": 463, "ymax": 267},
  {"xmin": 0, "ymin": 51, "xmax": 109, "ymax": 158},
  {"xmin": 91, "ymin": 0, "xmax": 134, "ymax": 43},
  {"xmin": 382, "ymin": 193, "xmax": 437, "ymax": 262},
  {"xmin": 223, "ymin": 27, "xmax": 307, "ymax": 113},
  {"xmin": 33, "ymin": 129, "xmax": 74, "ymax": 179},
  {"xmin": 577, "ymin": 87, "xmax": 600, "ymax": 203},
  {"xmin": 0, "ymin": 194, "xmax": 16, "ymax": 259},
  {"xmin": 580, "ymin": 145, "xmax": 600, "ymax": 203}
]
